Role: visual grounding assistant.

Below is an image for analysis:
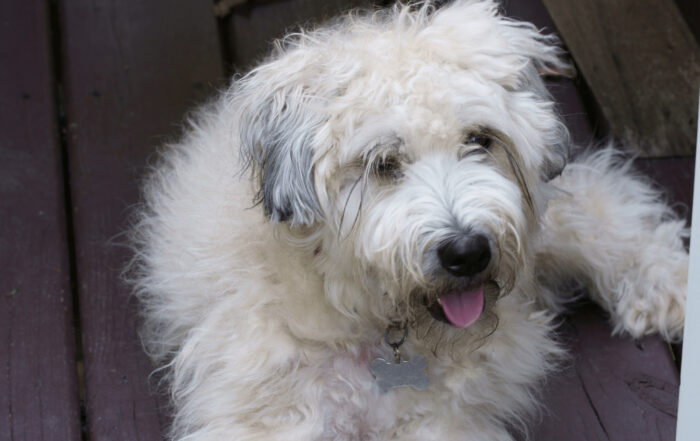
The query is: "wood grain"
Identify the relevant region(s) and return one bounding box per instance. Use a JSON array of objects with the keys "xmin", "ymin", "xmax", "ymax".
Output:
[
  {"xmin": 541, "ymin": 0, "xmax": 700, "ymax": 157},
  {"xmin": 531, "ymin": 304, "xmax": 680, "ymax": 441},
  {"xmin": 0, "ymin": 2, "xmax": 81, "ymax": 440},
  {"xmin": 57, "ymin": 1, "xmax": 224, "ymax": 439}
]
